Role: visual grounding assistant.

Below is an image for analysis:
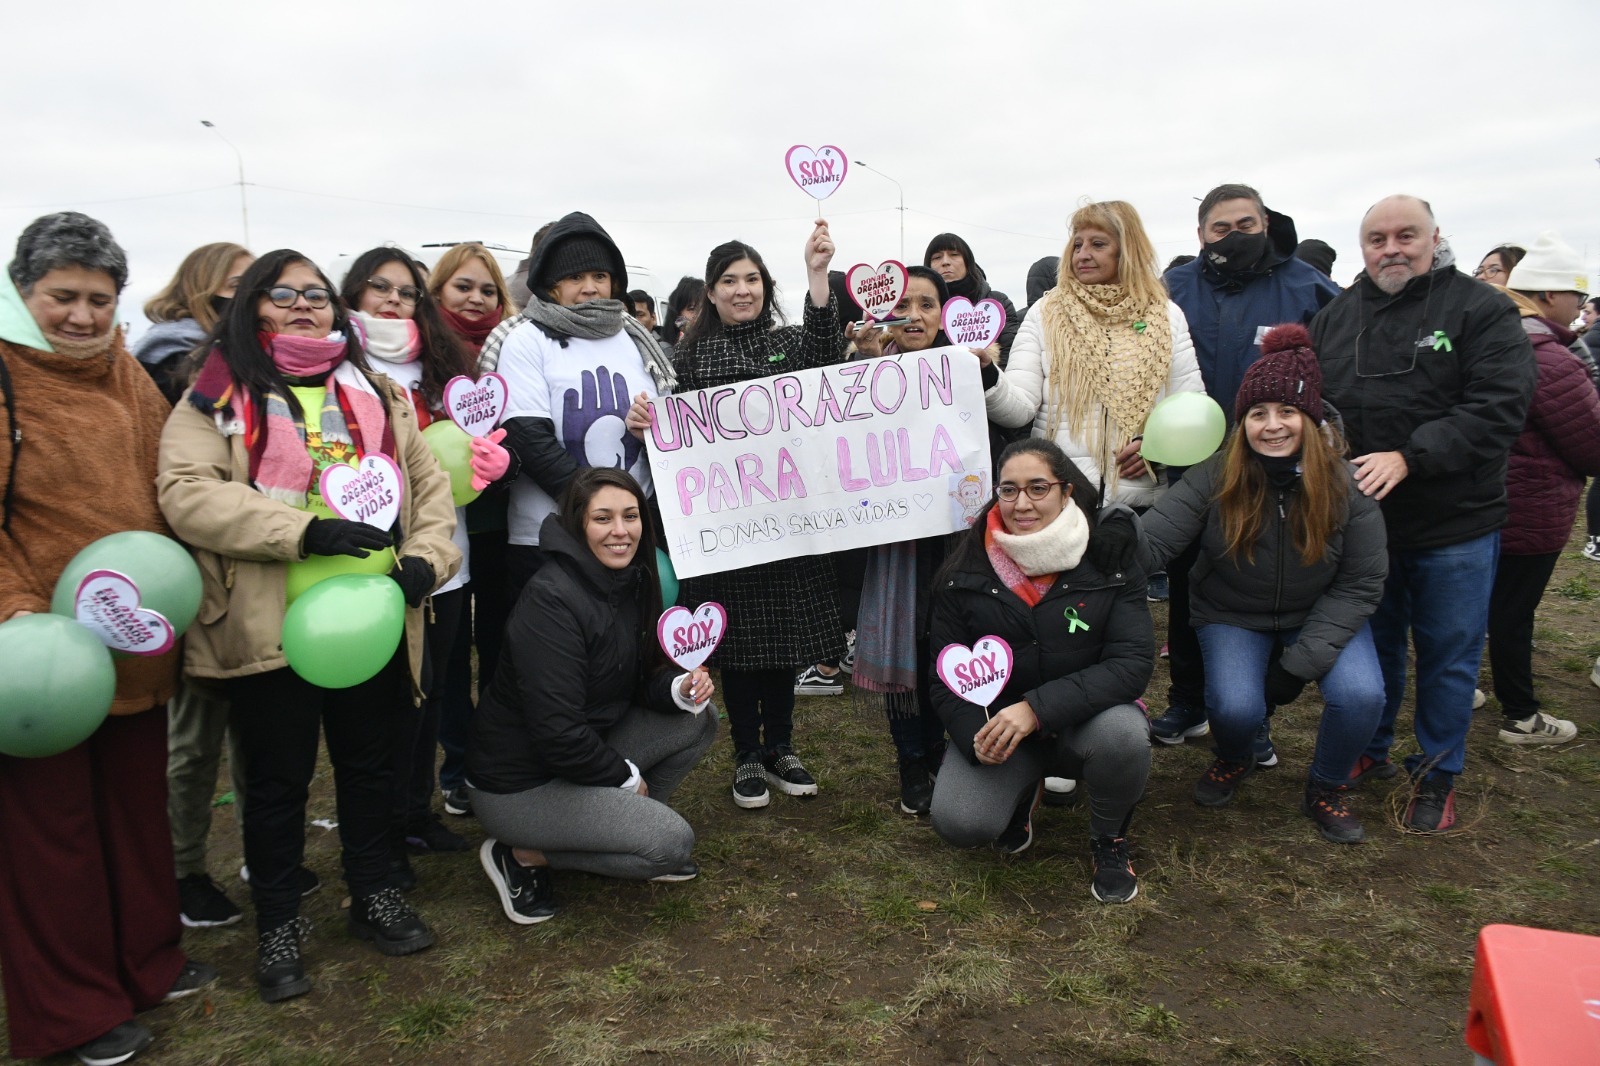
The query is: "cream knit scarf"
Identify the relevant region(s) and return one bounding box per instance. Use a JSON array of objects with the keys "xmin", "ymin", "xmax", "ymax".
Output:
[{"xmin": 1039, "ymin": 277, "xmax": 1170, "ymax": 494}]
